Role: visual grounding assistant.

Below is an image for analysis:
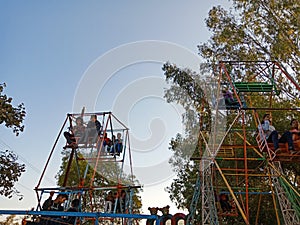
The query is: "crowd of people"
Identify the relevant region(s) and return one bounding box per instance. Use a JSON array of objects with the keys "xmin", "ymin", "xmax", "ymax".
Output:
[{"xmin": 34, "ymin": 111, "xmax": 299, "ymax": 223}]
